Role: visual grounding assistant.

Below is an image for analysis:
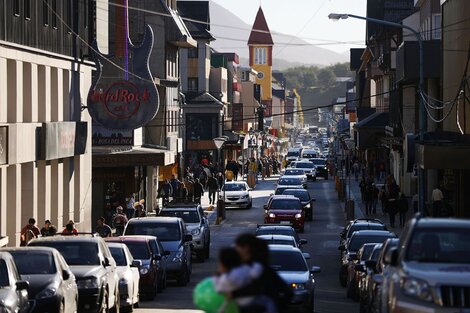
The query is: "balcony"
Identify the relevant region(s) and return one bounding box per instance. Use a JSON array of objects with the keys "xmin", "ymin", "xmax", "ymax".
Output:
[{"xmin": 396, "ymin": 40, "xmax": 441, "ymax": 83}]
